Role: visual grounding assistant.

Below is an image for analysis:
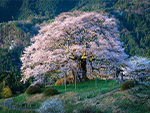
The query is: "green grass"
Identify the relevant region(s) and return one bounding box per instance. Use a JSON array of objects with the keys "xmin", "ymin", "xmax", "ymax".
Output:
[
  {"xmin": 1, "ymin": 80, "xmax": 150, "ymax": 113},
  {"xmin": 0, "ymin": 99, "xmax": 4, "ymax": 111},
  {"xmin": 0, "ymin": 79, "xmax": 120, "ymax": 113},
  {"xmin": 13, "ymin": 79, "xmax": 120, "ymax": 104},
  {"xmin": 10, "ymin": 79, "xmax": 119, "ymax": 104},
  {"xmin": 0, "ymin": 99, "xmax": 35, "ymax": 113},
  {"xmin": 43, "ymin": 79, "xmax": 120, "ymax": 94},
  {"xmin": 13, "ymin": 94, "xmax": 28, "ymax": 103},
  {"xmin": 0, "ymin": 108, "xmax": 35, "ymax": 113},
  {"xmin": 41, "ymin": 79, "xmax": 120, "ymax": 101}
]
